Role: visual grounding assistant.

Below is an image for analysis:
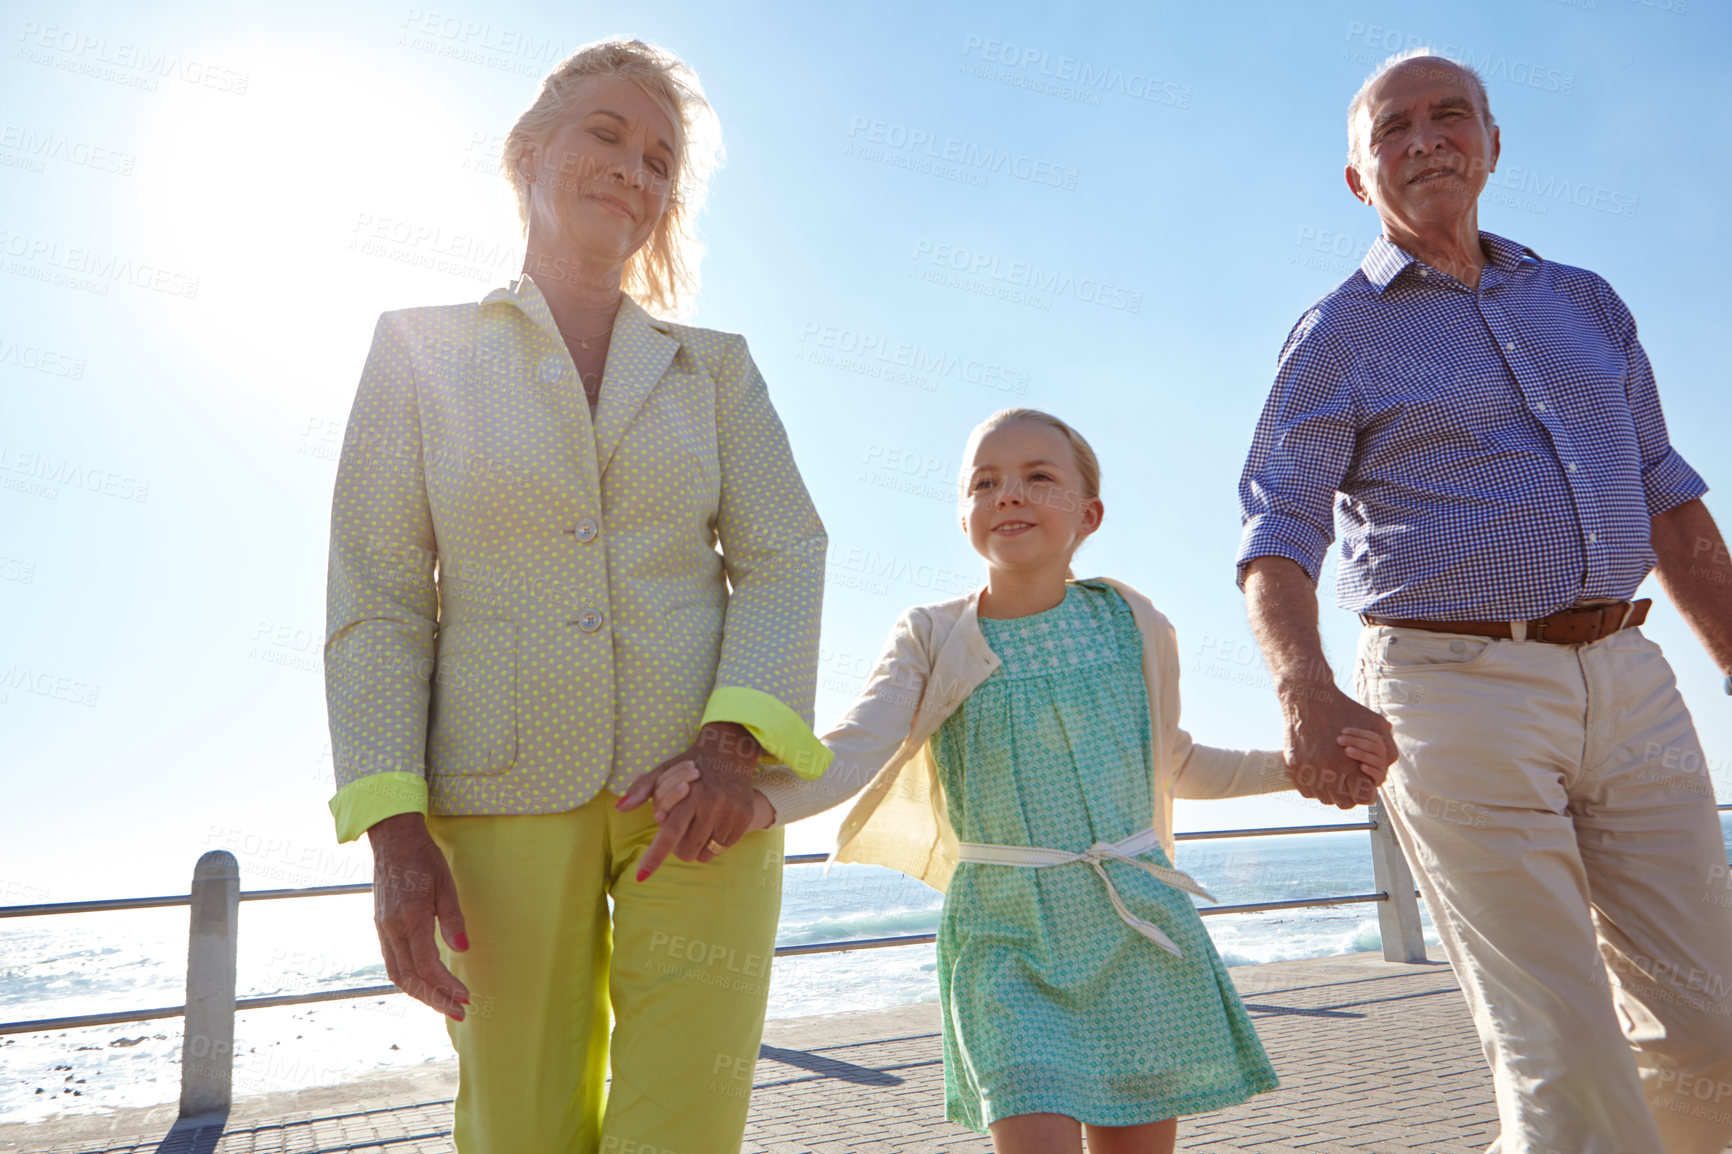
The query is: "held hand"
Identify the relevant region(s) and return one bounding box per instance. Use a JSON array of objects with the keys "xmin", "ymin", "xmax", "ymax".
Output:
[
  {"xmin": 646, "ymin": 764, "xmax": 775, "ymax": 833},
  {"xmin": 1280, "ymin": 686, "xmax": 1394, "ymax": 809},
  {"xmin": 618, "ymin": 722, "xmax": 760, "ymax": 882},
  {"xmin": 1337, "ymin": 726, "xmax": 1396, "ymax": 779},
  {"xmin": 365, "ymin": 812, "xmax": 470, "ymax": 1020},
  {"xmin": 650, "ymin": 761, "xmax": 701, "ymax": 823}
]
